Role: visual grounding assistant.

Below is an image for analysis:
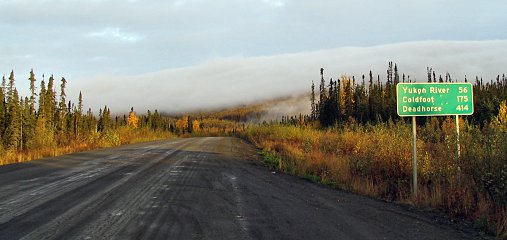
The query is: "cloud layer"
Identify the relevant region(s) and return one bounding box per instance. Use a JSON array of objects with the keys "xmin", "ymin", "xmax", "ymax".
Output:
[
  {"xmin": 70, "ymin": 40, "xmax": 507, "ymax": 114},
  {"xmin": 1, "ymin": 0, "xmax": 506, "ymax": 82}
]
